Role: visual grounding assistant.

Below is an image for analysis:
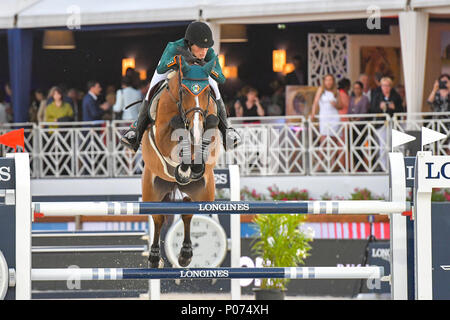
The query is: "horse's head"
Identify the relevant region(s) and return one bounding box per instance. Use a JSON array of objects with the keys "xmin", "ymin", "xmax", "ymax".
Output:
[{"xmin": 169, "ymin": 55, "xmax": 220, "ymax": 184}]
